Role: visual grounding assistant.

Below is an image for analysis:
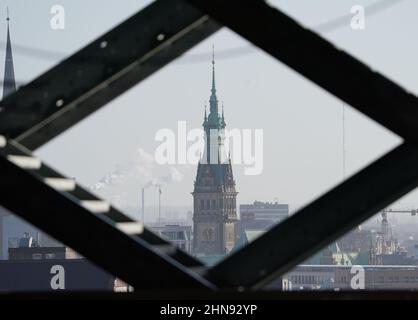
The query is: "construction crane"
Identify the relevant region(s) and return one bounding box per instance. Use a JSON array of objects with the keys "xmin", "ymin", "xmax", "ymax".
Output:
[
  {"xmin": 379, "ymin": 208, "xmax": 418, "ymax": 243},
  {"xmin": 383, "ymin": 208, "xmax": 418, "ymax": 216},
  {"xmin": 381, "ymin": 208, "xmax": 417, "ymax": 231},
  {"xmin": 370, "ymin": 207, "xmax": 418, "ymax": 257}
]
